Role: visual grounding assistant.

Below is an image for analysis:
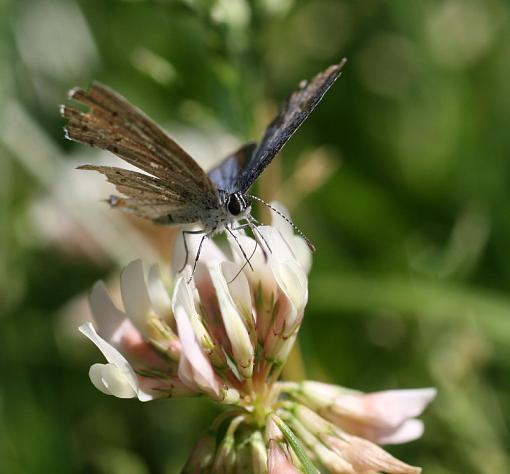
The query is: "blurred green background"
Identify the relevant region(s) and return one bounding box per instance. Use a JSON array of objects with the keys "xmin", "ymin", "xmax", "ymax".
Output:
[{"xmin": 2, "ymin": 0, "xmax": 510, "ymax": 472}]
